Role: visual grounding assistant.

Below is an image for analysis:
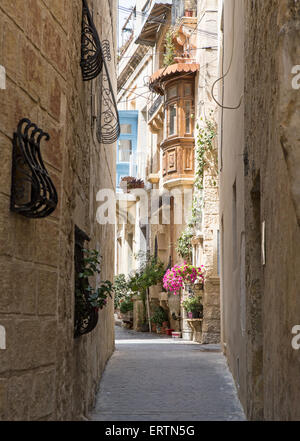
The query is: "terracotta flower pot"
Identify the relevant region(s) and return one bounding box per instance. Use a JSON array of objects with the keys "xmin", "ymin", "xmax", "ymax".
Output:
[{"xmin": 184, "ymin": 9, "xmax": 193, "ymax": 17}]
